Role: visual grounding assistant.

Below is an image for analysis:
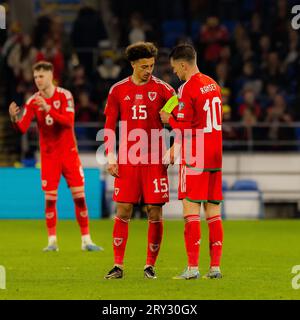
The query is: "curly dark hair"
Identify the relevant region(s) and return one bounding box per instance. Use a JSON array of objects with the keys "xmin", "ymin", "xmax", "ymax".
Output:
[{"xmin": 125, "ymin": 42, "xmax": 158, "ymax": 62}]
